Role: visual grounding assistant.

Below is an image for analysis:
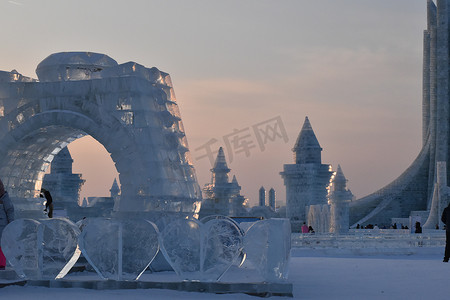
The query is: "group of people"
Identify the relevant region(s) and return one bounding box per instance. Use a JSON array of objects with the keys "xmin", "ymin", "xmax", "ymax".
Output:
[
  {"xmin": 355, "ymin": 224, "xmax": 384, "ymax": 229},
  {"xmin": 355, "ymin": 223, "xmax": 411, "ymax": 230},
  {"xmin": 392, "ymin": 223, "xmax": 409, "ymax": 230}
]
